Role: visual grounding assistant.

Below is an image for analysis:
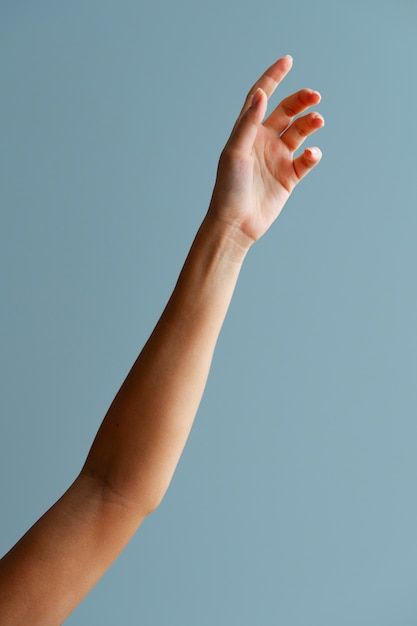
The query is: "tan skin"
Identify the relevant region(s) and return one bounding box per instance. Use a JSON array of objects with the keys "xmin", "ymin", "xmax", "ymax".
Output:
[{"xmin": 0, "ymin": 54, "xmax": 324, "ymax": 624}]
